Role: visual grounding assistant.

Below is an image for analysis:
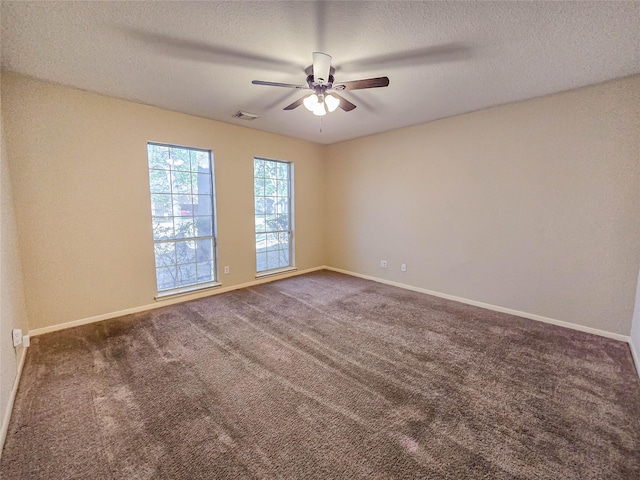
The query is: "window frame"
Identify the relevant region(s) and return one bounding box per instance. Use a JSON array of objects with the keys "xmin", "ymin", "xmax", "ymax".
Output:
[
  {"xmin": 253, "ymin": 157, "xmax": 295, "ymax": 277},
  {"xmin": 147, "ymin": 142, "xmax": 219, "ymax": 298}
]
